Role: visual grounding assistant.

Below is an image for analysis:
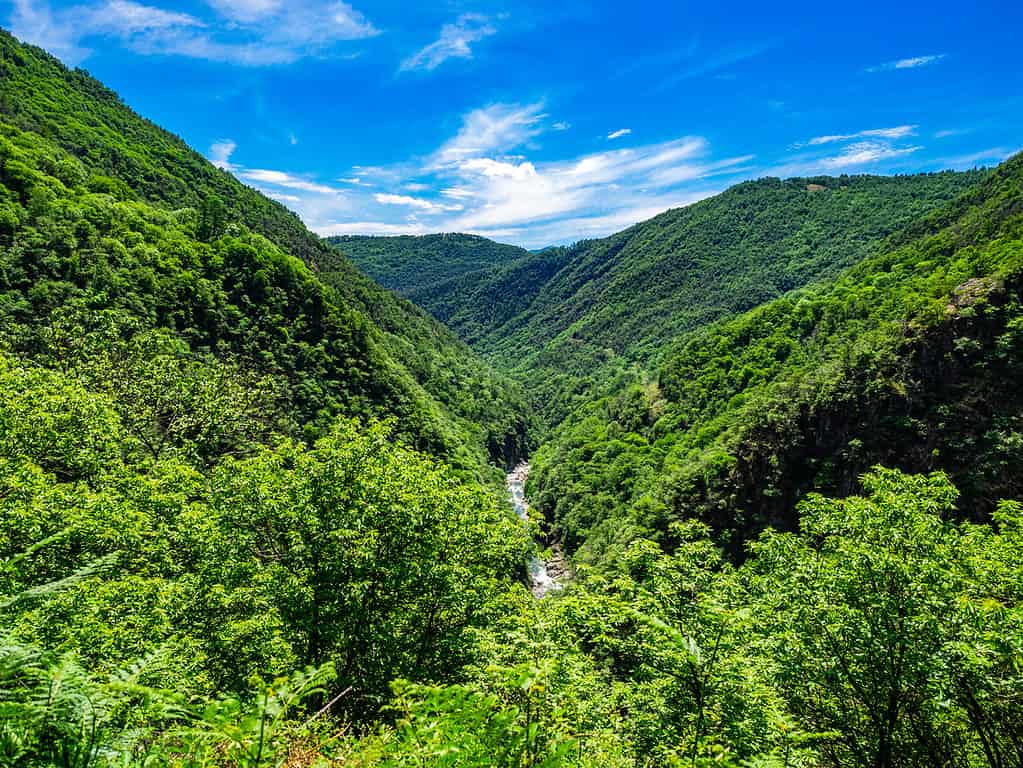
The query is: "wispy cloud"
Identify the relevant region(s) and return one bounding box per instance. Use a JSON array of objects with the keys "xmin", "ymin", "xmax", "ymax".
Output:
[
  {"xmin": 769, "ymin": 130, "xmax": 925, "ymax": 178},
  {"xmin": 374, "ymin": 193, "xmax": 462, "ymax": 212},
  {"xmin": 431, "ymin": 102, "xmax": 547, "ymax": 167},
  {"xmin": 399, "ymin": 13, "xmax": 496, "ymax": 73},
  {"xmin": 208, "ymin": 142, "xmax": 356, "ymax": 226},
  {"xmin": 203, "ymin": 0, "xmax": 281, "ymax": 23},
  {"xmin": 867, "ymin": 54, "xmax": 945, "ymax": 73},
  {"xmin": 802, "ymin": 125, "xmax": 917, "ymax": 147},
  {"xmin": 607, "ymin": 128, "xmax": 632, "ymax": 140},
  {"xmin": 8, "ymin": 0, "xmax": 379, "ymax": 66},
  {"xmin": 209, "ymin": 138, "xmax": 237, "ymax": 169},
  {"xmin": 317, "ymin": 220, "xmax": 431, "ymax": 237},
  {"xmin": 653, "ymin": 41, "xmax": 774, "ymax": 92},
  {"xmin": 9, "ymin": 0, "xmax": 89, "ymax": 62},
  {"xmin": 437, "ymin": 136, "xmax": 750, "ymax": 233},
  {"xmin": 239, "ymin": 168, "xmax": 344, "ymax": 195},
  {"xmin": 261, "ymin": 189, "xmax": 302, "ymax": 204},
  {"xmin": 932, "ymin": 147, "xmax": 1019, "ymax": 170},
  {"xmin": 299, "ymin": 104, "xmax": 753, "ymax": 247},
  {"xmin": 817, "ymin": 141, "xmax": 922, "ymax": 169}
]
